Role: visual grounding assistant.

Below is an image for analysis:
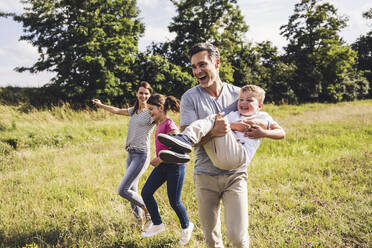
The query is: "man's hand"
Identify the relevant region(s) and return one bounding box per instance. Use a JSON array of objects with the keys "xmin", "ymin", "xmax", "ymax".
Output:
[{"xmin": 210, "ymin": 112, "xmax": 230, "ymax": 137}]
